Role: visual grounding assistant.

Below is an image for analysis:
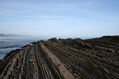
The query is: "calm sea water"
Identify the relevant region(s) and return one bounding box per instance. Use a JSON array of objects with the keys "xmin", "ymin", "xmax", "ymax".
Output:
[
  {"xmin": 0, "ymin": 36, "xmax": 93, "ymax": 59},
  {"xmin": 0, "ymin": 36, "xmax": 47, "ymax": 59}
]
